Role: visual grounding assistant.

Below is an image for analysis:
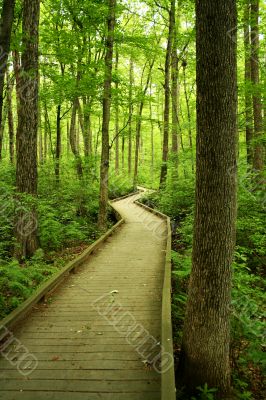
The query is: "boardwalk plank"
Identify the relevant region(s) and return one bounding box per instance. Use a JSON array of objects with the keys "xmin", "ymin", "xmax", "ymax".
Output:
[{"xmin": 0, "ymin": 195, "xmax": 166, "ymax": 399}]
